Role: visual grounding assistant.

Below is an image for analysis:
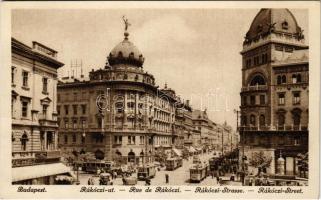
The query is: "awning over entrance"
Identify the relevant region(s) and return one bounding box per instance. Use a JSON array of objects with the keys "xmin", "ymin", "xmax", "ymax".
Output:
[
  {"xmin": 172, "ymin": 148, "xmax": 182, "ymax": 157},
  {"xmin": 12, "ymin": 163, "xmax": 72, "ymax": 182}
]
